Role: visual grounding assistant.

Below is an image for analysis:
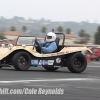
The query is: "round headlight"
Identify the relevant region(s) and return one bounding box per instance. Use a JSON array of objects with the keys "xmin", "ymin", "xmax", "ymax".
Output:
[
  {"xmin": 22, "ymin": 44, "xmax": 26, "ymax": 48},
  {"xmin": 8, "ymin": 44, "xmax": 13, "ymax": 50},
  {"xmin": 1, "ymin": 44, "xmax": 5, "ymax": 47}
]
